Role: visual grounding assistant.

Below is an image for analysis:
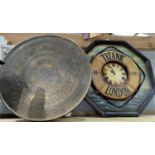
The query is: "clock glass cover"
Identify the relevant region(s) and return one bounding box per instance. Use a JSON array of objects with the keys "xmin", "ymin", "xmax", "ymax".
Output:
[{"xmin": 91, "ymin": 50, "xmax": 141, "ymax": 100}]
